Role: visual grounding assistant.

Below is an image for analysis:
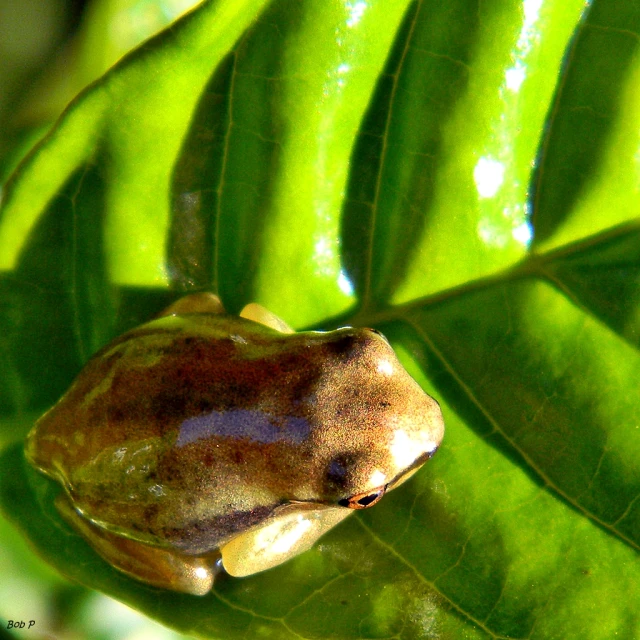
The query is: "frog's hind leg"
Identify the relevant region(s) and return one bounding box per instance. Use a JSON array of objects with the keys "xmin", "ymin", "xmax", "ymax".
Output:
[
  {"xmin": 56, "ymin": 495, "xmax": 220, "ymax": 596},
  {"xmin": 240, "ymin": 303, "xmax": 294, "ymax": 333},
  {"xmin": 159, "ymin": 293, "xmax": 225, "ymax": 317}
]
